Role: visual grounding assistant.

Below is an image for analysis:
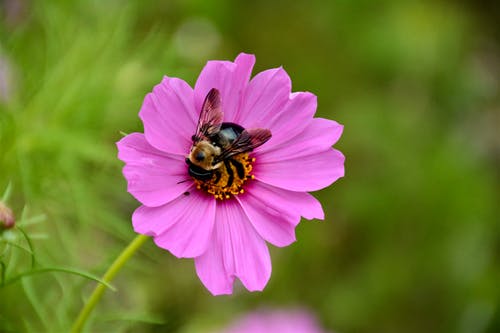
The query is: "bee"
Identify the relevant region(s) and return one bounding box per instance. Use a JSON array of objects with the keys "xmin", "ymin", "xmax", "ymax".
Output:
[{"xmin": 186, "ymin": 88, "xmax": 272, "ymax": 186}]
